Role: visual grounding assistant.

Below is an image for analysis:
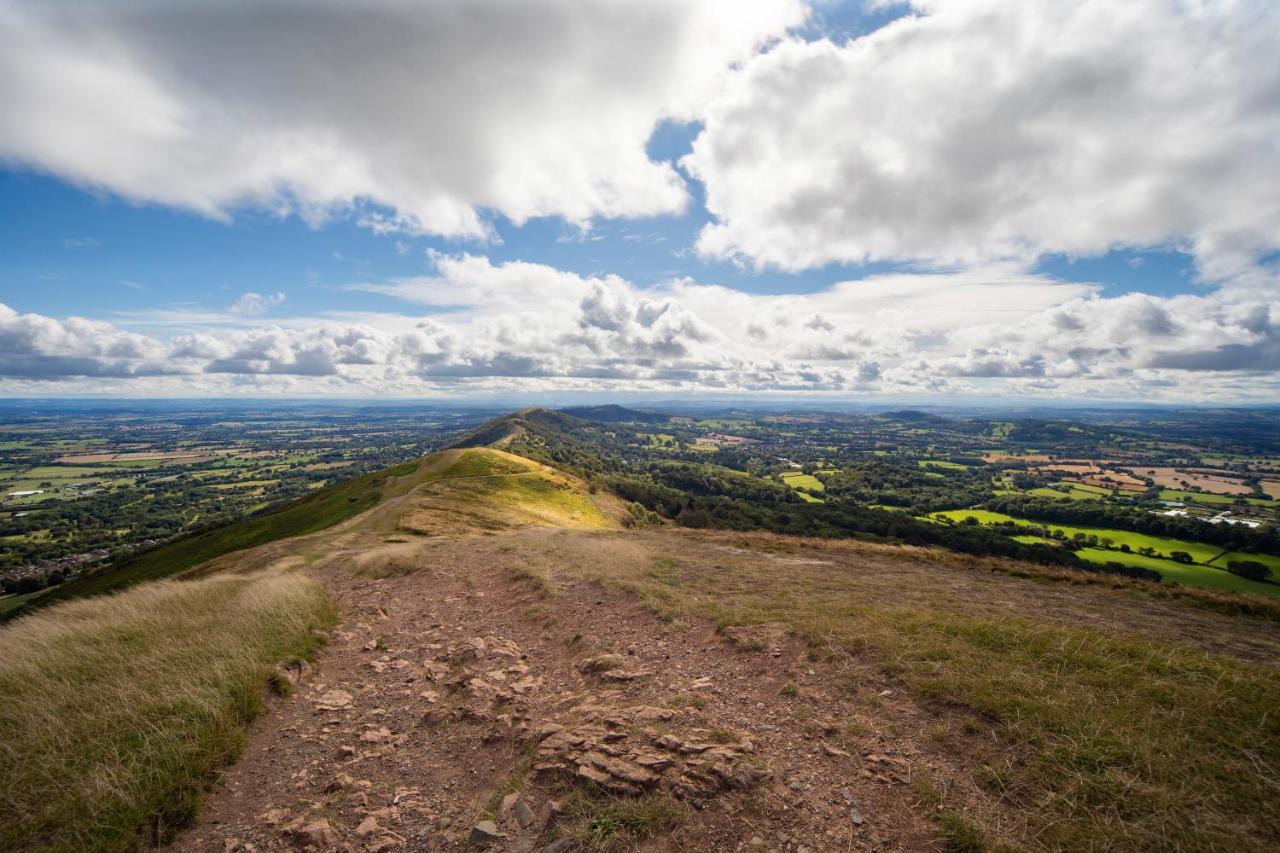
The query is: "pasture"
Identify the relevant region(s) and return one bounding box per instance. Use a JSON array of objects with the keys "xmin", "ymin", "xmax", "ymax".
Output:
[{"xmin": 1075, "ymin": 549, "xmax": 1277, "ymax": 596}]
